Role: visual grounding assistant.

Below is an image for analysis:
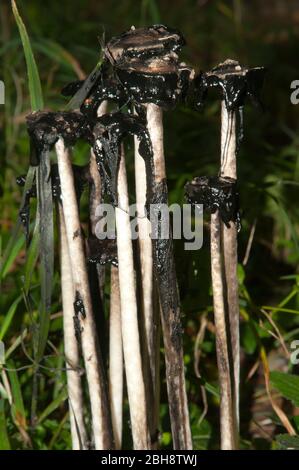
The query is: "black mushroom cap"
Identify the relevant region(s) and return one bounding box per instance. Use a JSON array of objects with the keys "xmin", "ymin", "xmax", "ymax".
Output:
[
  {"xmin": 194, "ymin": 59, "xmax": 266, "ymax": 111},
  {"xmin": 26, "ymin": 111, "xmax": 94, "ymax": 165},
  {"xmin": 92, "ymin": 112, "xmax": 153, "ymax": 206},
  {"xmin": 185, "ymin": 175, "xmax": 240, "ymax": 229},
  {"xmin": 62, "ymin": 75, "xmax": 128, "ymax": 119},
  {"xmin": 79, "ymin": 79, "xmax": 128, "ymax": 118},
  {"xmin": 105, "ymin": 25, "xmax": 194, "ymax": 109},
  {"xmin": 105, "ymin": 24, "xmax": 185, "ymax": 64}
]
